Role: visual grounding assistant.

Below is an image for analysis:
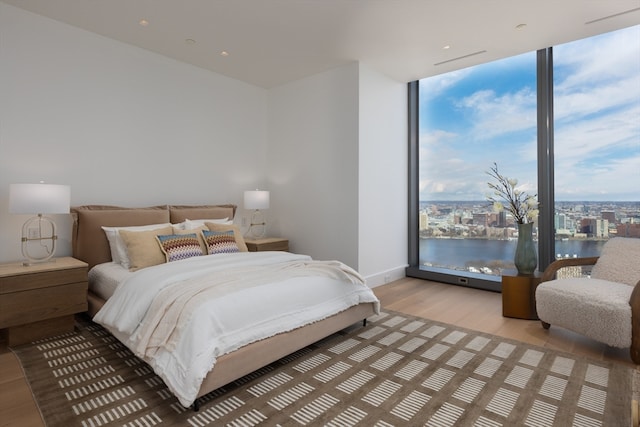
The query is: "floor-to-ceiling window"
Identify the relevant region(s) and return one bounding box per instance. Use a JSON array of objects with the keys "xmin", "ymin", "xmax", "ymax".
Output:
[
  {"xmin": 407, "ymin": 25, "xmax": 640, "ymax": 290},
  {"xmin": 553, "ymin": 26, "xmax": 640, "ymax": 259}
]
